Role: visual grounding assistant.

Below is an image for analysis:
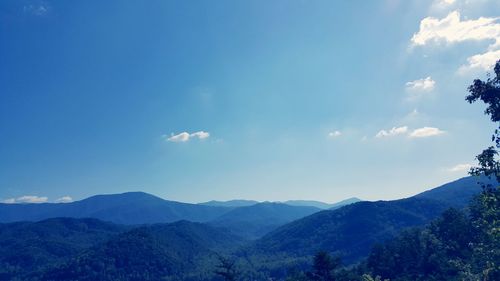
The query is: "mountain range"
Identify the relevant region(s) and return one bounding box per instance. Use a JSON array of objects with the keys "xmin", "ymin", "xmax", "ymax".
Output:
[
  {"xmin": 0, "ymin": 193, "xmax": 358, "ymax": 238},
  {"xmin": 244, "ymin": 175, "xmax": 495, "ymax": 269},
  {"xmin": 210, "ymin": 202, "xmax": 321, "ymax": 239},
  {"xmin": 0, "ymin": 175, "xmax": 494, "ymax": 280}
]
